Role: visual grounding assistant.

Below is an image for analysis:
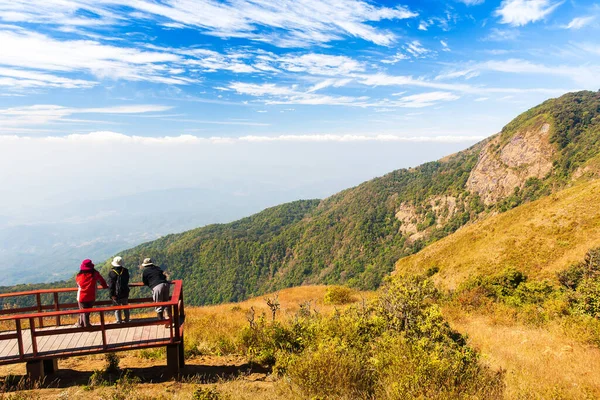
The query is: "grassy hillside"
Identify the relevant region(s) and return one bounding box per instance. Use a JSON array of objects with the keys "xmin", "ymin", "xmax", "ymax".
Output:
[{"xmin": 395, "ymin": 178, "xmax": 600, "ymax": 289}]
